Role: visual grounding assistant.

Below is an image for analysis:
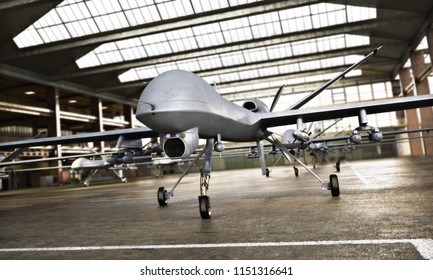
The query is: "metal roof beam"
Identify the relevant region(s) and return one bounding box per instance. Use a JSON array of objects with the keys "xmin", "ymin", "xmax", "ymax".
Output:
[
  {"xmin": 391, "ymin": 3, "xmax": 433, "ymax": 78},
  {"xmin": 0, "ymin": 0, "xmax": 59, "ymax": 10},
  {"xmin": 0, "ymin": 63, "xmax": 135, "ymax": 106},
  {"xmin": 1, "ymin": 0, "xmax": 320, "ymax": 60},
  {"xmin": 53, "ymin": 16, "xmax": 417, "ymax": 80},
  {"xmin": 95, "ymin": 44, "xmax": 399, "ymax": 92}
]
